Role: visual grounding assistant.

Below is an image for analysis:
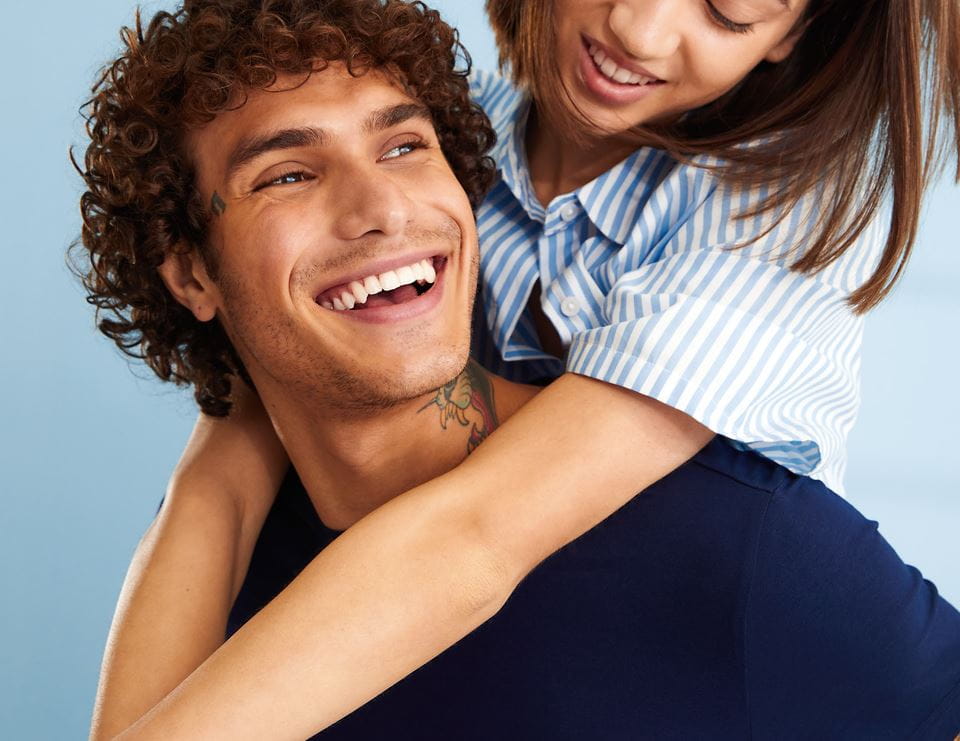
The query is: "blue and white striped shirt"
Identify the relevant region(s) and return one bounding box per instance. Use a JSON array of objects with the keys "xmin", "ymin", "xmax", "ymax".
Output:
[{"xmin": 469, "ymin": 69, "xmax": 887, "ymax": 494}]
